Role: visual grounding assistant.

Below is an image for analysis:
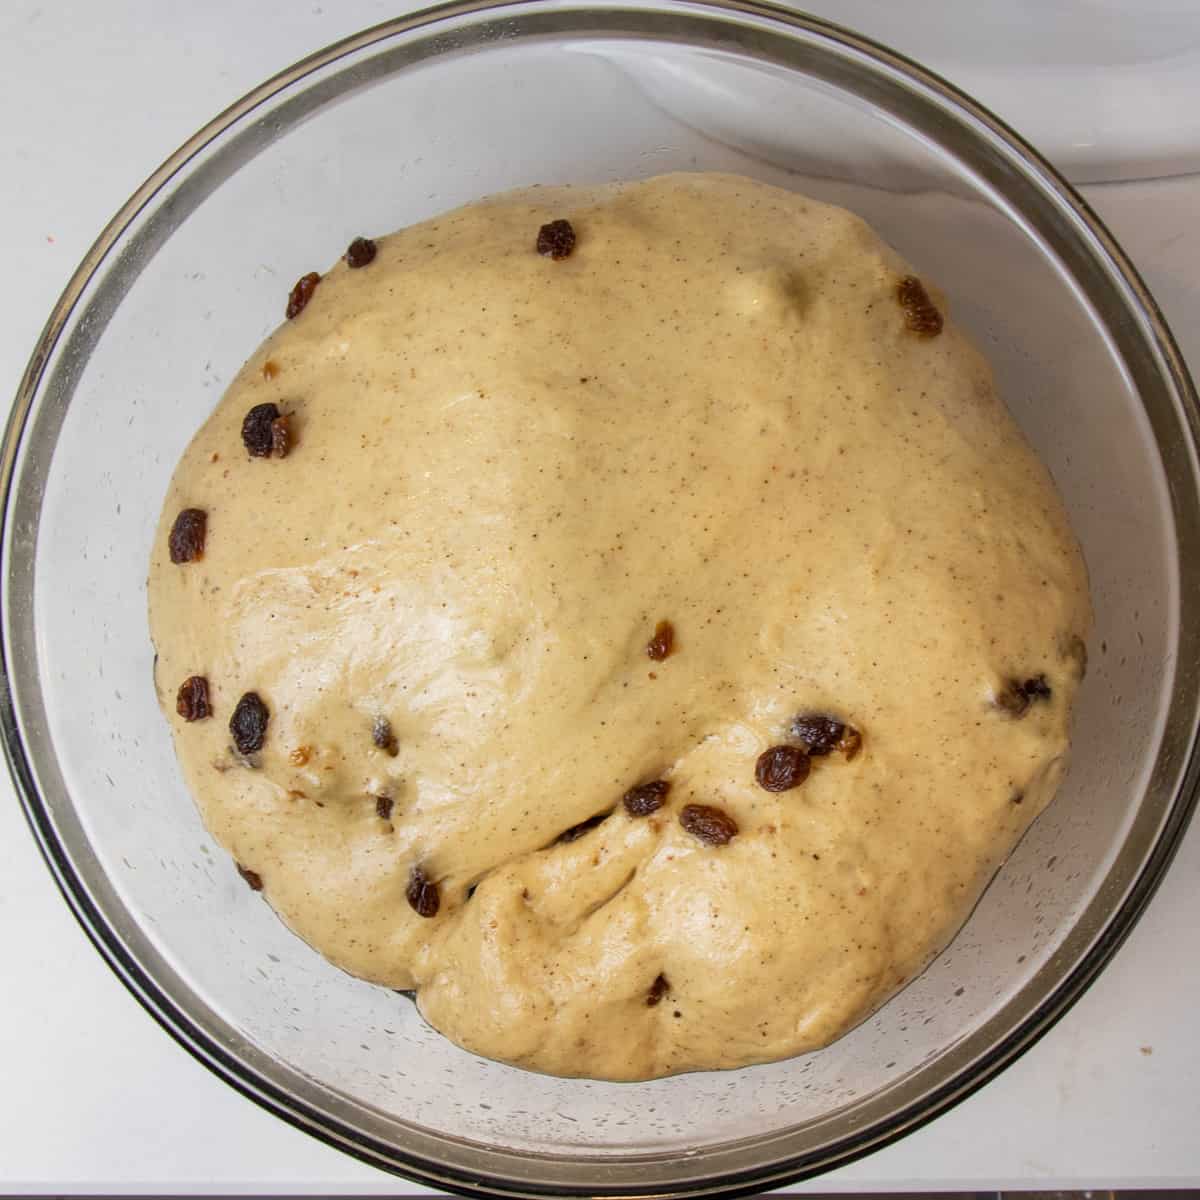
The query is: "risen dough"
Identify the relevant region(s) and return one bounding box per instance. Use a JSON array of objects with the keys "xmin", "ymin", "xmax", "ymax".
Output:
[{"xmin": 148, "ymin": 173, "xmax": 1090, "ymax": 1080}]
